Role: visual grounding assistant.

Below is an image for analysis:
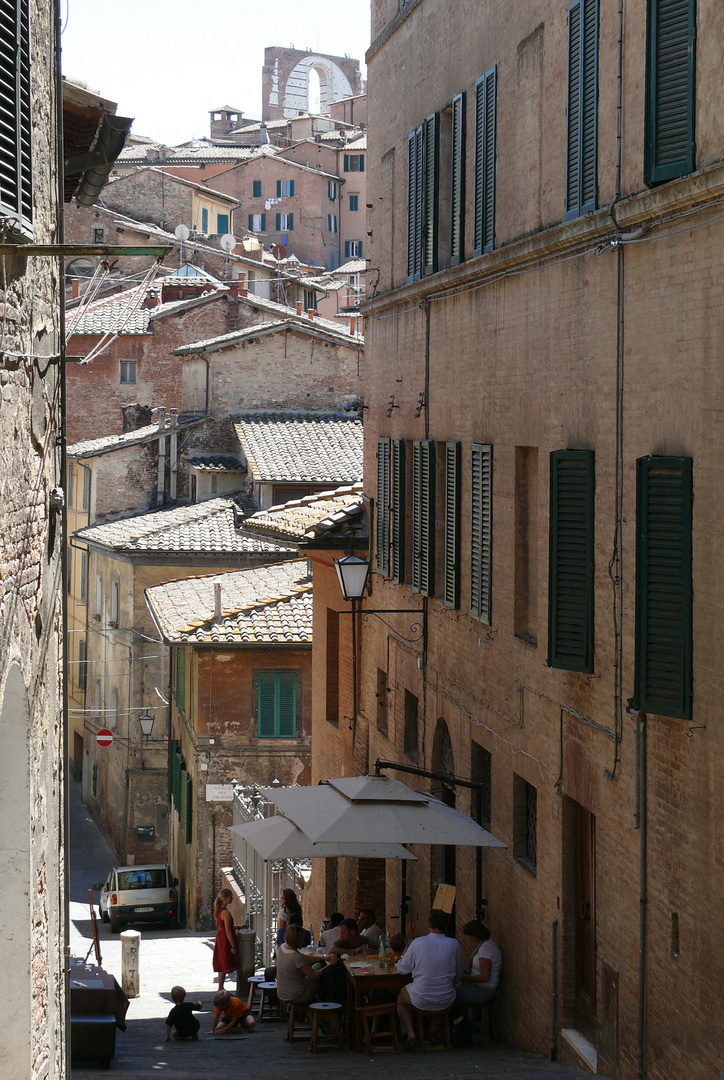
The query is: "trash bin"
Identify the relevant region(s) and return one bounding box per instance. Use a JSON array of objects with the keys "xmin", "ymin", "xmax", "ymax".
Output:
[{"xmin": 236, "ymin": 927, "xmax": 256, "ymax": 999}]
